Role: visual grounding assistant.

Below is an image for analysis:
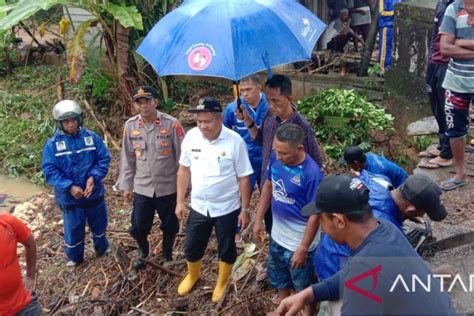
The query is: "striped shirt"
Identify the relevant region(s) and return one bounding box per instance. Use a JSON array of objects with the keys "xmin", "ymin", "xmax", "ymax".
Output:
[
  {"xmin": 254, "ymin": 108, "xmax": 322, "ymax": 187},
  {"xmin": 440, "ymin": 0, "xmax": 474, "ymax": 93}
]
